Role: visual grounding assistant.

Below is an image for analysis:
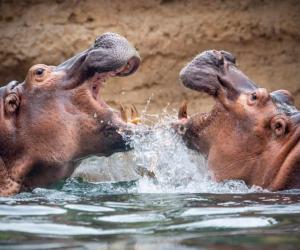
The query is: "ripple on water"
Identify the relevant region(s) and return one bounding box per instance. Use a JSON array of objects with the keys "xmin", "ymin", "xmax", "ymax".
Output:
[
  {"xmin": 0, "ymin": 222, "xmax": 100, "ymax": 235},
  {"xmin": 0, "ymin": 222, "xmax": 139, "ymax": 236},
  {"xmin": 166, "ymin": 217, "xmax": 277, "ymax": 230},
  {"xmin": 65, "ymin": 204, "xmax": 115, "ymax": 212},
  {"xmin": 96, "ymin": 213, "xmax": 166, "ymax": 223},
  {"xmin": 0, "ymin": 205, "xmax": 66, "ymax": 216},
  {"xmin": 181, "ymin": 206, "xmax": 267, "ymax": 217},
  {"xmin": 257, "ymin": 203, "xmax": 300, "ymax": 215},
  {"xmin": 180, "ymin": 203, "xmax": 300, "ymax": 218}
]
